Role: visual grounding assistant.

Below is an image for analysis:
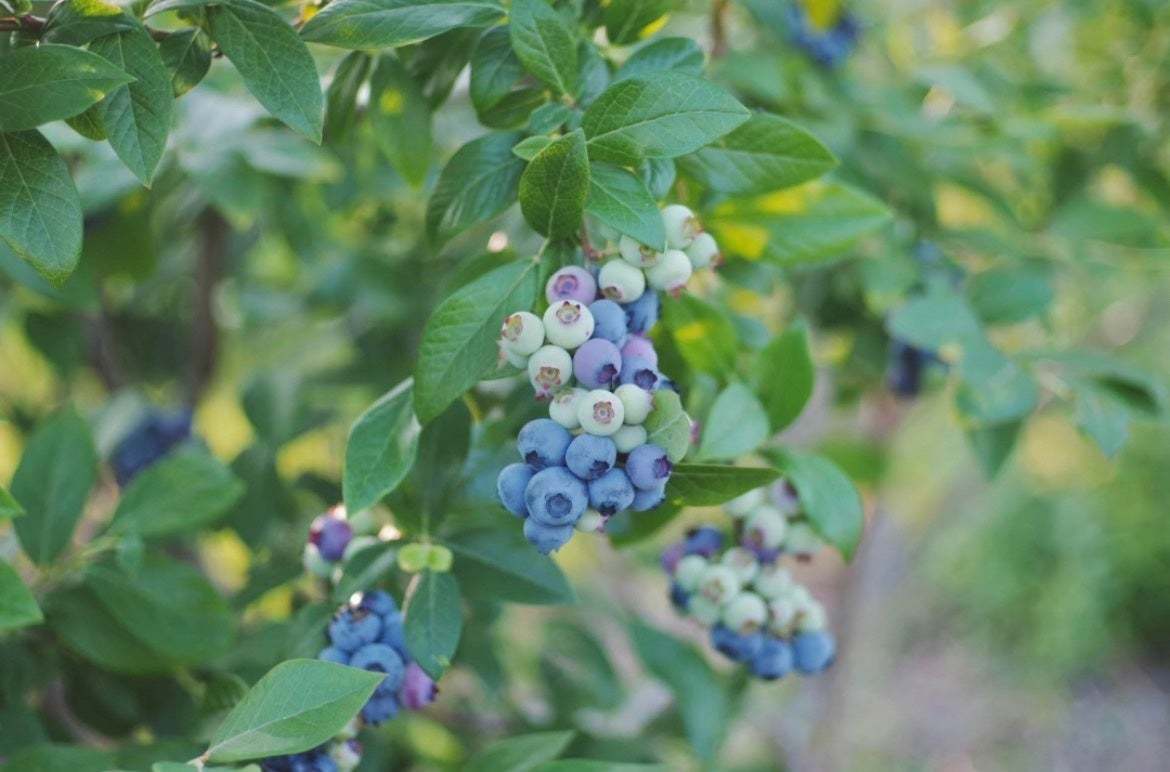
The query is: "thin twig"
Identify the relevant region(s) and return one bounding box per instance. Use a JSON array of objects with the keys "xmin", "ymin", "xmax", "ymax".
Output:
[
  {"xmin": 188, "ymin": 209, "xmax": 227, "ymax": 406},
  {"xmin": 710, "ymin": 0, "xmax": 729, "ymax": 58}
]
